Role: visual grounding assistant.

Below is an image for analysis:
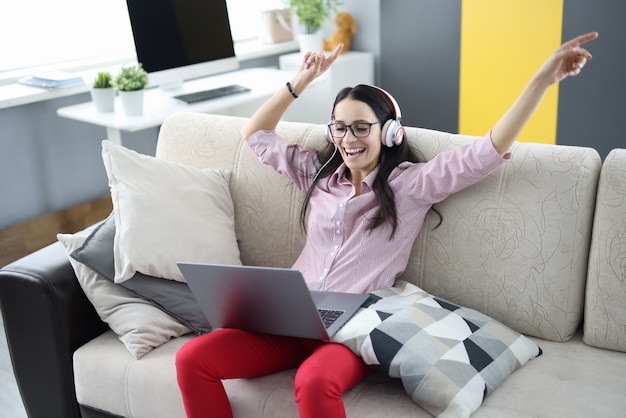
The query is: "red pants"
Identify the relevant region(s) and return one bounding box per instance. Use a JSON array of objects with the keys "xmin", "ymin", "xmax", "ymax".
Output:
[{"xmin": 176, "ymin": 329, "xmax": 371, "ymax": 418}]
